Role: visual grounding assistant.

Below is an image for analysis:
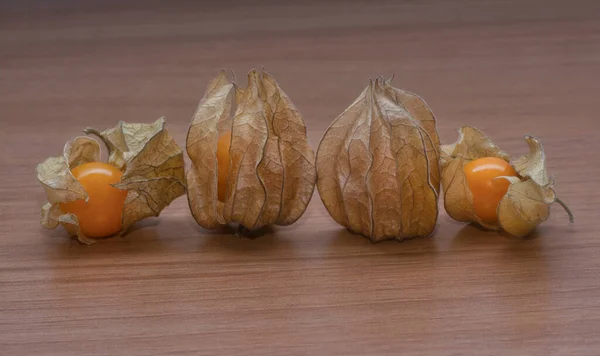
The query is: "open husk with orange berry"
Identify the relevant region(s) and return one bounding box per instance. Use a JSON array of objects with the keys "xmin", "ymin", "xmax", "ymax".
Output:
[
  {"xmin": 441, "ymin": 126, "xmax": 573, "ymax": 237},
  {"xmin": 186, "ymin": 69, "xmax": 316, "ymax": 232},
  {"xmin": 37, "ymin": 118, "xmax": 186, "ymax": 244}
]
